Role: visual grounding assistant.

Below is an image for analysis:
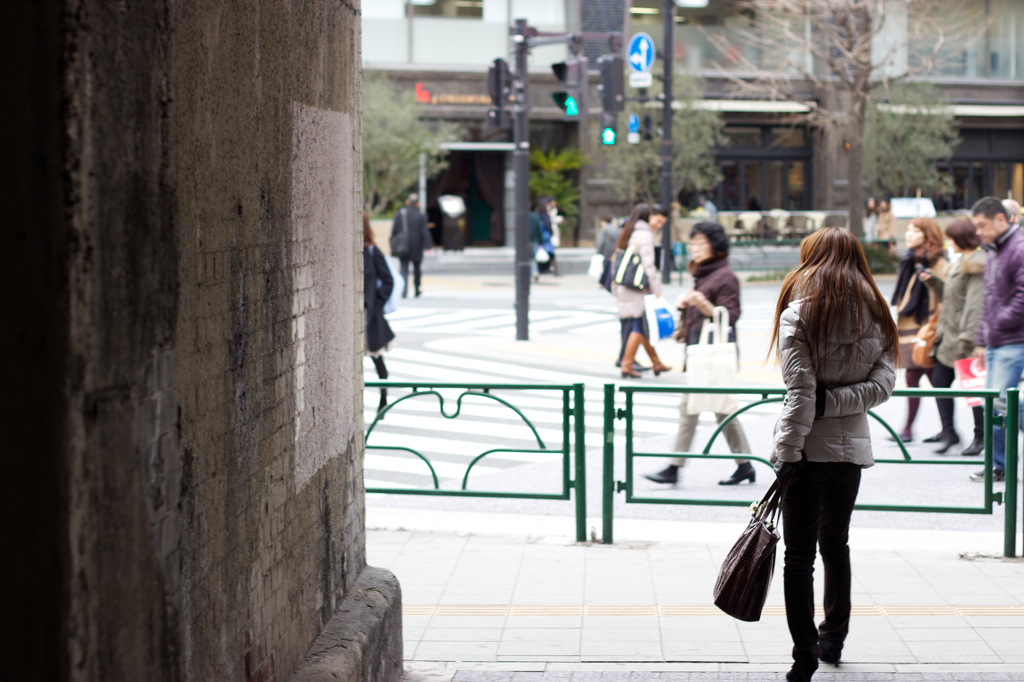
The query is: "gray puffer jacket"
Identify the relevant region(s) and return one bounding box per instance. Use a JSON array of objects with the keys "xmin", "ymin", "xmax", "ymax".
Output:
[{"xmin": 771, "ymin": 283, "xmax": 896, "ymax": 467}]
